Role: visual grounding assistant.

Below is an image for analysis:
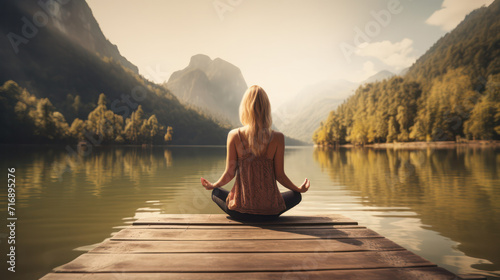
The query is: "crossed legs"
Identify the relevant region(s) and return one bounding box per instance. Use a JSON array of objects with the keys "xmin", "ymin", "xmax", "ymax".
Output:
[{"xmin": 211, "ymin": 188, "xmax": 302, "ymax": 221}]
